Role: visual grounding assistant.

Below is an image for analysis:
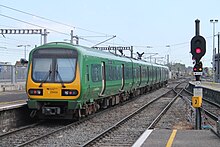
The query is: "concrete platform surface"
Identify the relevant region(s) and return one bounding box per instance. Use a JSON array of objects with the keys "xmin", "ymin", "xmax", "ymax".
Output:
[
  {"xmin": 0, "ymin": 91, "xmax": 27, "ymax": 111},
  {"xmin": 133, "ymin": 129, "xmax": 220, "ymax": 147},
  {"xmin": 0, "ymin": 82, "xmax": 25, "ymax": 92},
  {"xmin": 190, "ymin": 81, "xmax": 220, "ymax": 92}
]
